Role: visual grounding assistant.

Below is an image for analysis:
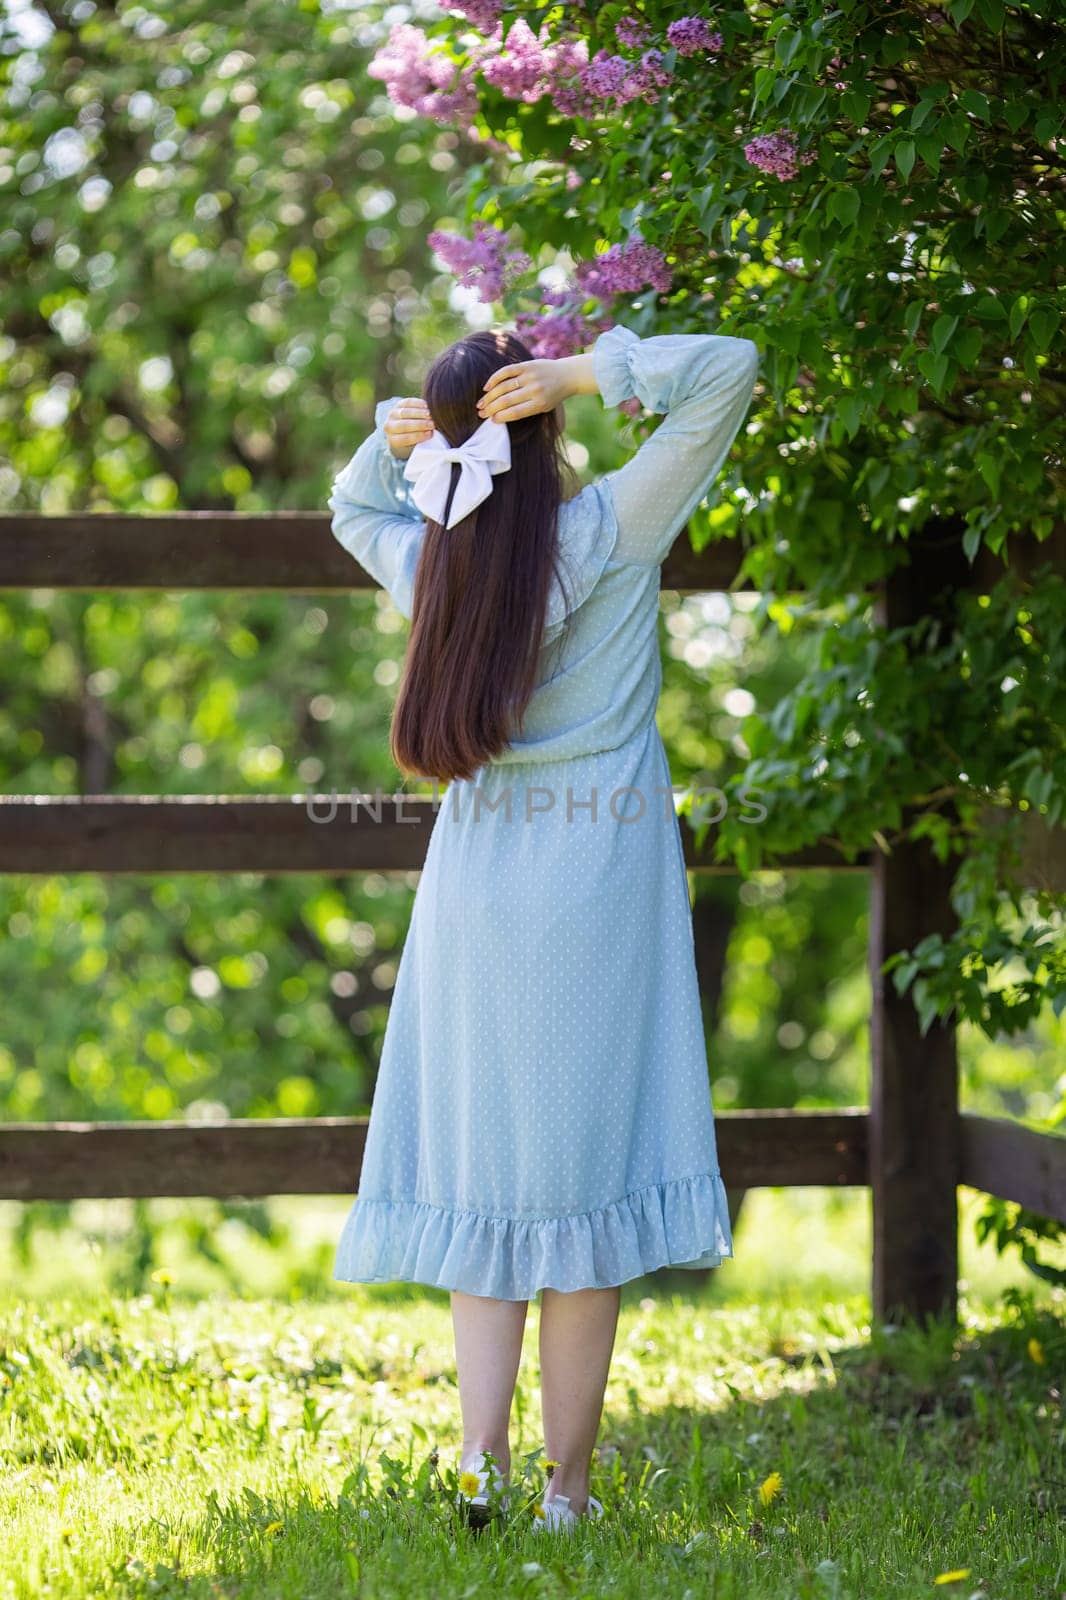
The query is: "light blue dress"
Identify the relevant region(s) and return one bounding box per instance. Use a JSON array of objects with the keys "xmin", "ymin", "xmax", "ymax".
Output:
[{"xmin": 329, "ymin": 324, "xmax": 759, "ymax": 1300}]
